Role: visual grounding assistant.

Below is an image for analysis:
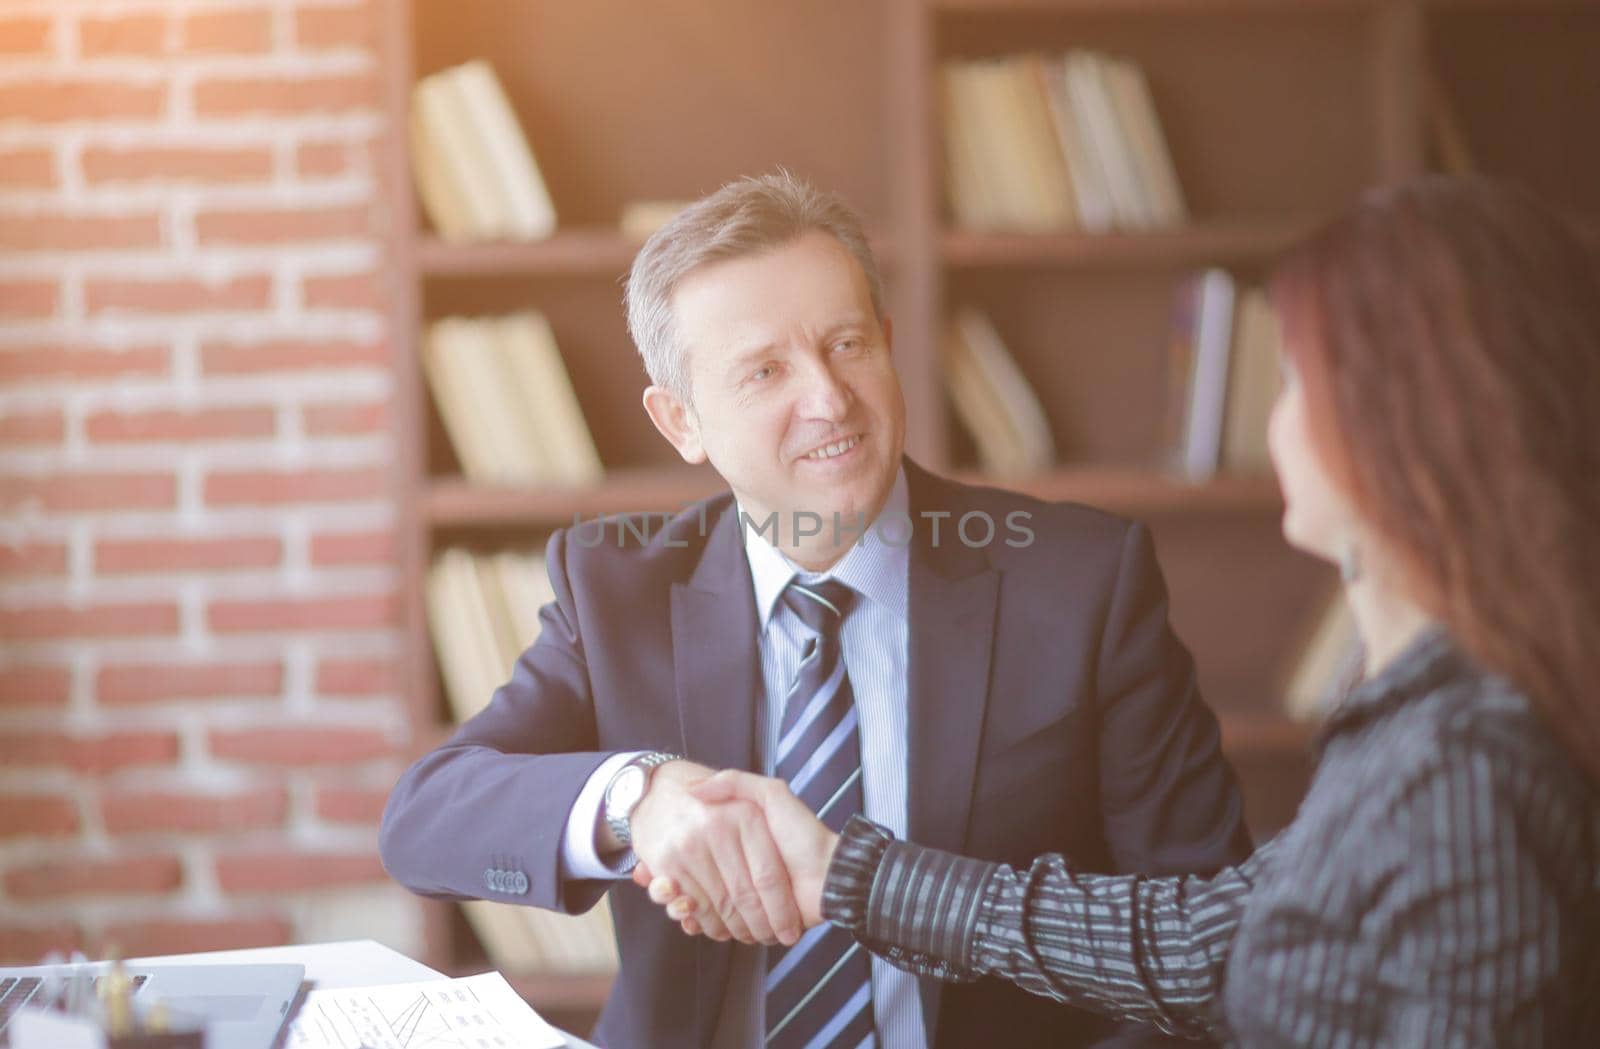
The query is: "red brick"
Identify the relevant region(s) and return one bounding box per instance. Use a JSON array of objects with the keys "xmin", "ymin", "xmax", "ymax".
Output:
[
  {"xmin": 96, "ymin": 917, "xmax": 290, "ymax": 959},
  {"xmin": 313, "ymin": 785, "xmax": 389, "ymax": 824},
  {"xmin": 82, "ymin": 145, "xmax": 272, "ymax": 185},
  {"xmin": 0, "ymin": 147, "xmax": 54, "ymax": 188},
  {"xmin": 0, "ymin": 409, "xmax": 64, "ymax": 445},
  {"xmin": 315, "ymin": 657, "xmax": 396, "ymax": 696},
  {"xmin": 0, "ymin": 80, "xmax": 166, "ymax": 123},
  {"xmin": 102, "ymin": 786, "xmax": 287, "ymax": 835},
  {"xmin": 97, "ymin": 660, "xmax": 283, "ymax": 705},
  {"xmin": 204, "ymin": 466, "xmax": 385, "ymax": 506},
  {"xmin": 181, "ymin": 9, "xmax": 271, "ymax": 54},
  {"xmin": 0, "ymin": 602, "xmax": 179, "ymax": 641},
  {"xmin": 0, "ymin": 15, "xmax": 52, "ymax": 55},
  {"xmin": 0, "ymin": 540, "xmax": 69, "ymax": 576},
  {"xmin": 304, "ymin": 271, "xmax": 382, "ymax": 311},
  {"xmin": 208, "ymin": 593, "xmax": 396, "ymax": 633},
  {"xmin": 86, "ymin": 275, "xmax": 271, "ymax": 315},
  {"xmin": 200, "ymin": 338, "xmax": 385, "ymax": 375},
  {"xmin": 295, "ymin": 140, "xmax": 355, "ymax": 179},
  {"xmin": 194, "ymin": 73, "xmax": 377, "ymax": 118},
  {"xmin": 79, "ymin": 15, "xmax": 168, "ymax": 57},
  {"xmin": 0, "ymin": 730, "xmax": 179, "ymax": 775},
  {"xmin": 0, "ymin": 665, "xmax": 71, "ymax": 707},
  {"xmin": 197, "ymin": 204, "xmax": 370, "ymax": 246},
  {"xmin": 303, "ymin": 399, "xmax": 387, "ymax": 437},
  {"xmin": 86, "ymin": 406, "xmax": 275, "ymax": 444},
  {"xmin": 0, "ymin": 471, "xmax": 176, "ymax": 512},
  {"xmin": 0, "ymin": 279, "xmax": 58, "ymax": 318},
  {"xmin": 208, "ymin": 724, "xmax": 395, "ymax": 766},
  {"xmin": 0, "ymin": 212, "xmax": 161, "ymax": 252},
  {"xmin": 0, "ymin": 794, "xmax": 79, "ymax": 838},
  {"xmin": 216, "ymin": 850, "xmax": 387, "ymax": 893},
  {"xmin": 0, "ymin": 922, "xmax": 81, "ymax": 964},
  {"xmin": 96, "ymin": 535, "xmax": 281, "ymax": 575},
  {"xmin": 0, "ymin": 345, "xmax": 169, "ymax": 383},
  {"xmin": 309, "ymin": 529, "xmax": 393, "ymax": 567},
  {"xmin": 5, "ymin": 854, "xmax": 183, "ymax": 900},
  {"xmin": 294, "ymin": 3, "xmax": 374, "ymax": 52}
]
